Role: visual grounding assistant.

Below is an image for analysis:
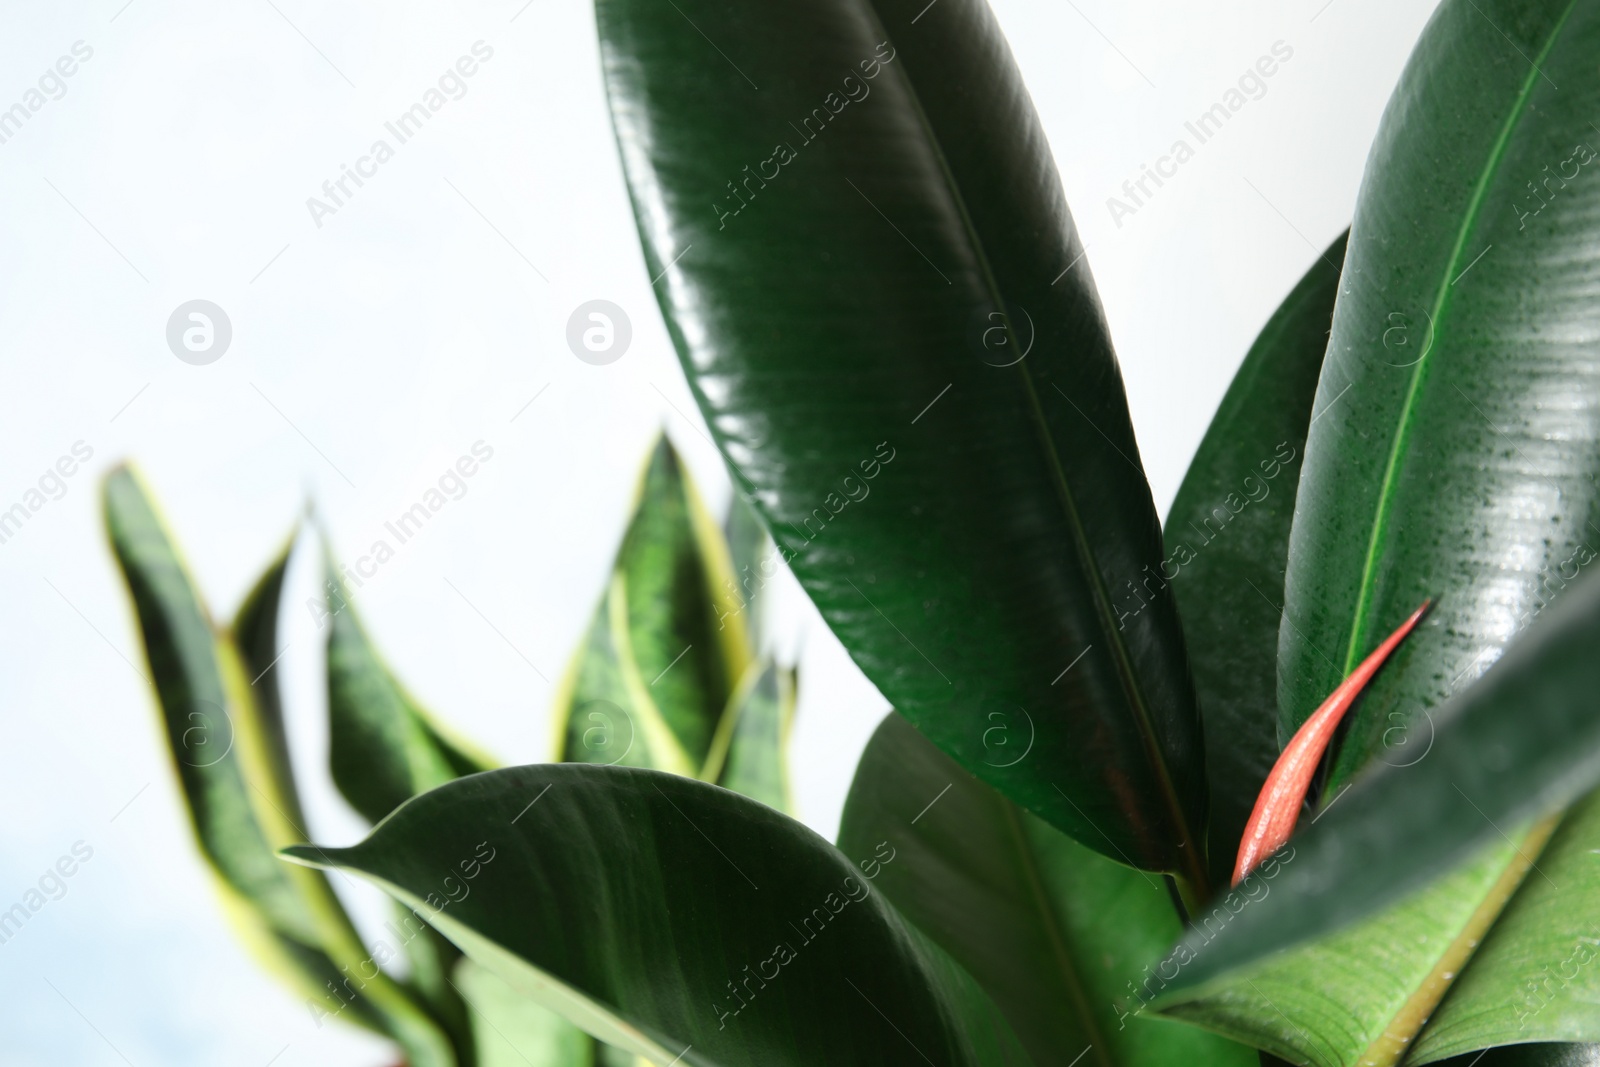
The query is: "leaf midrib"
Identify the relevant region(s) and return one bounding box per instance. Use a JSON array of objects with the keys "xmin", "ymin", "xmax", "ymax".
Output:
[
  {"xmin": 861, "ymin": 0, "xmax": 1205, "ymax": 888},
  {"xmin": 1354, "ymin": 813, "xmax": 1562, "ymax": 1067},
  {"xmin": 1342, "ymin": 0, "xmax": 1581, "ymax": 673}
]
